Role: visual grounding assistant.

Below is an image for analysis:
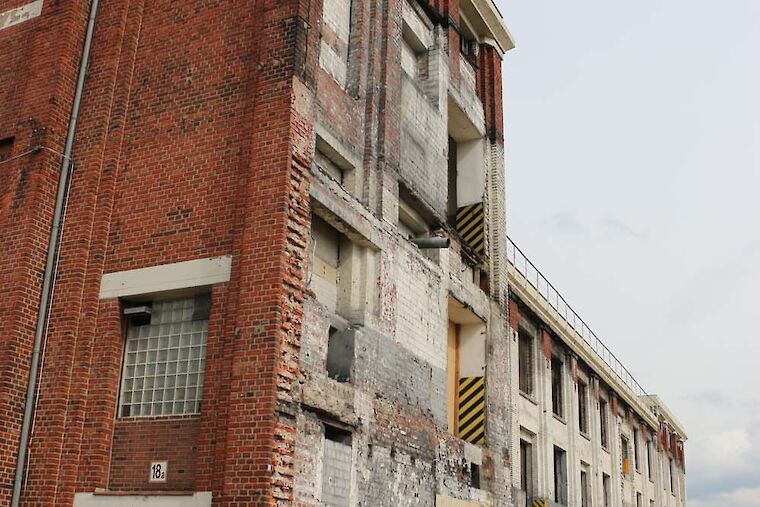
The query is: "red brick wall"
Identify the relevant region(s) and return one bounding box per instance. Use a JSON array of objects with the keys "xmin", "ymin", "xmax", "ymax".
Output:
[
  {"xmin": 1, "ymin": 0, "xmax": 507, "ymax": 504},
  {"xmin": 477, "ymin": 45, "xmax": 505, "ymax": 141},
  {"xmin": 0, "ymin": 0, "xmax": 92, "ymax": 503},
  {"xmin": 109, "ymin": 417, "xmax": 200, "ymax": 491},
  {"xmin": 1, "ymin": 0, "xmax": 317, "ymax": 505}
]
